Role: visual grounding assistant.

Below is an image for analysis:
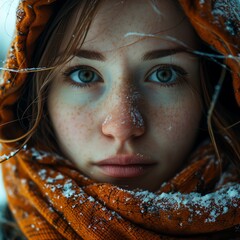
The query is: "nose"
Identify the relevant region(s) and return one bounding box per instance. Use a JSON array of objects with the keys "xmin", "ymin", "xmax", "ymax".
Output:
[{"xmin": 101, "ymin": 92, "xmax": 145, "ymax": 142}]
